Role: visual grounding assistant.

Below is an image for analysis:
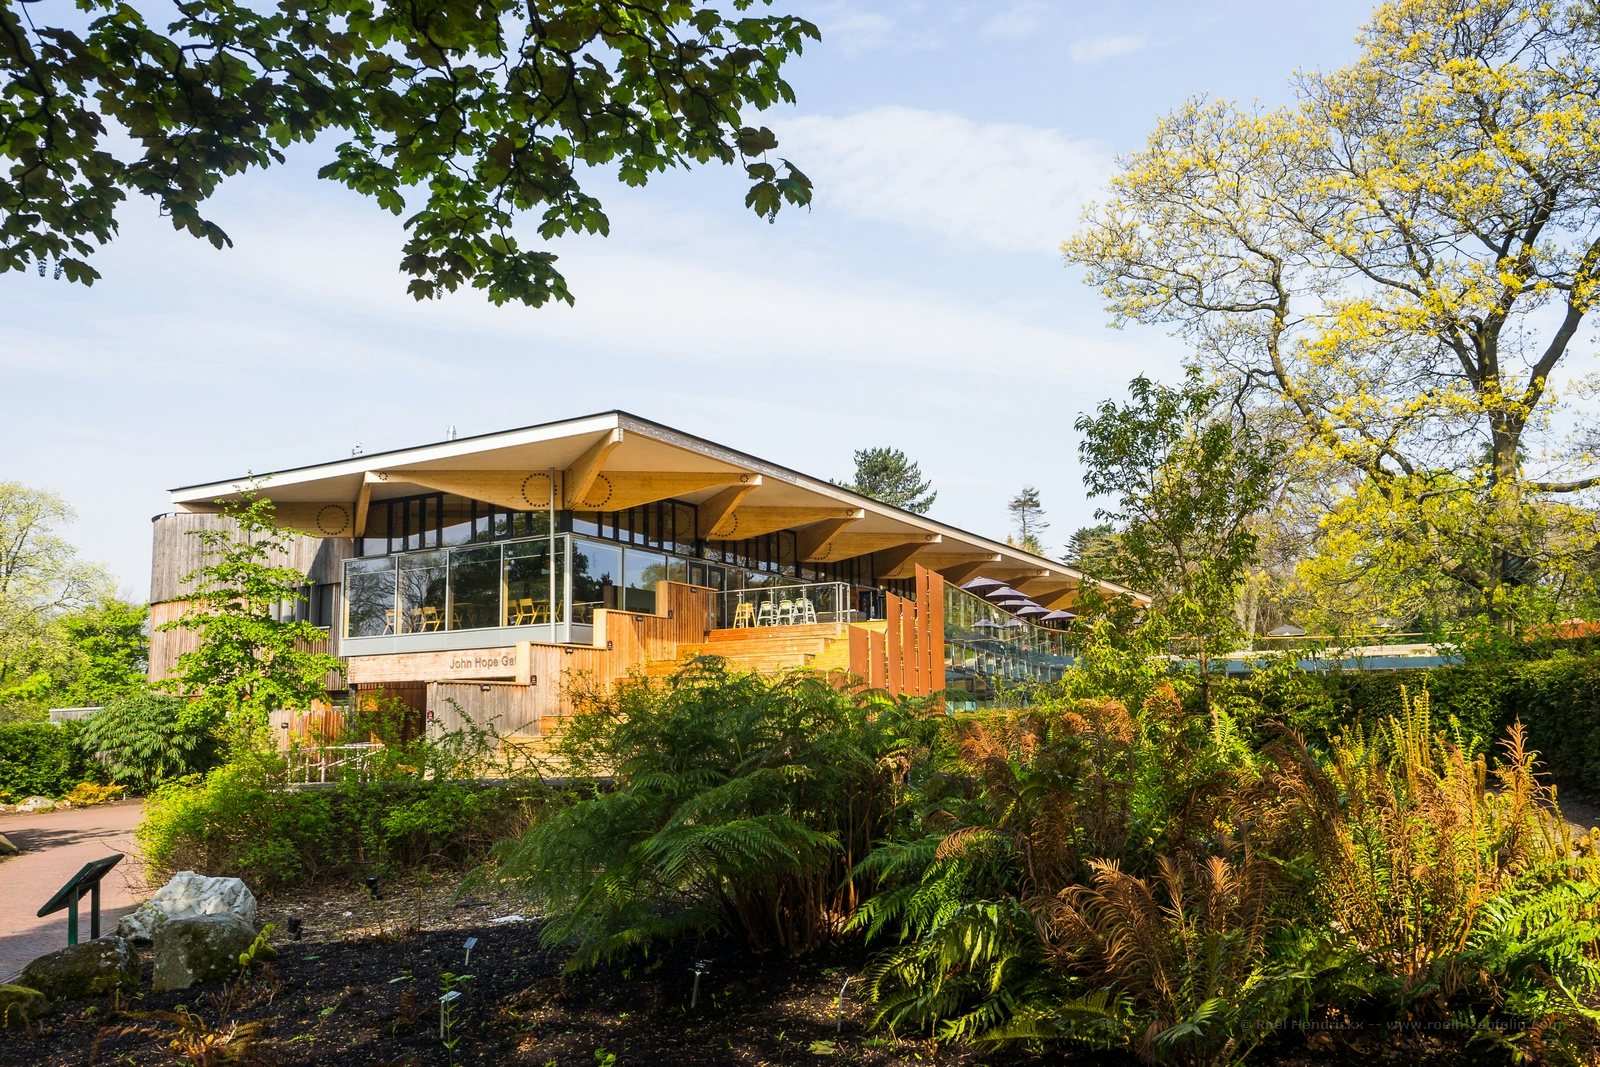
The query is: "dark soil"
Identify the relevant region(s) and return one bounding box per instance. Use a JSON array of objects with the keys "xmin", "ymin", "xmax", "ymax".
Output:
[{"xmin": 4, "ymin": 873, "xmax": 1521, "ymax": 1066}]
